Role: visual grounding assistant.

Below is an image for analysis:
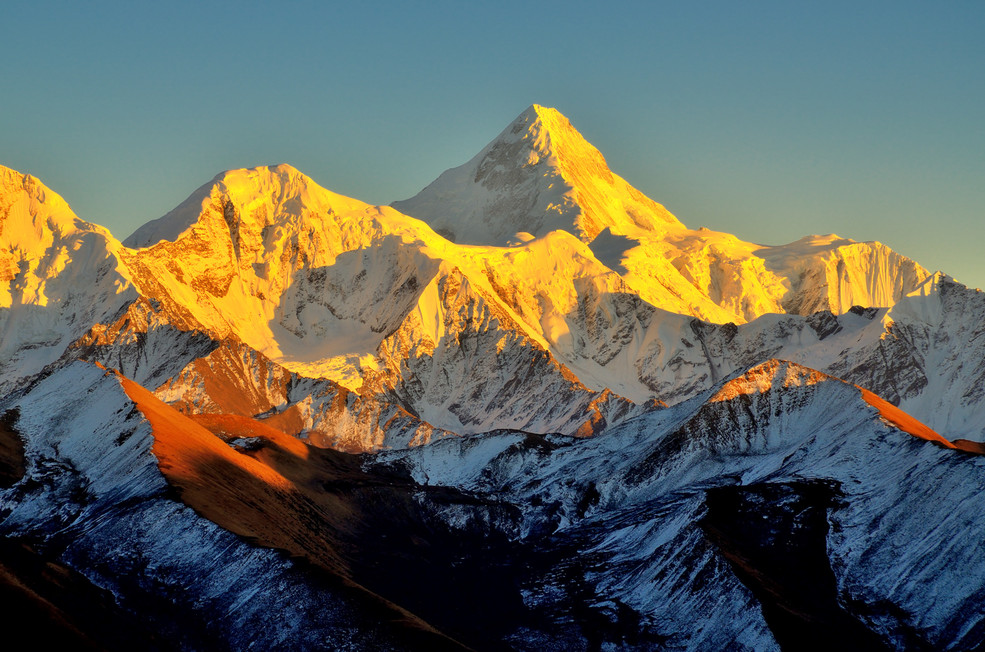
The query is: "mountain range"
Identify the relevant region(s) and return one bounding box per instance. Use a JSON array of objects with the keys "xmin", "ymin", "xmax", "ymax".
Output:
[{"xmin": 1, "ymin": 105, "xmax": 983, "ymax": 650}]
